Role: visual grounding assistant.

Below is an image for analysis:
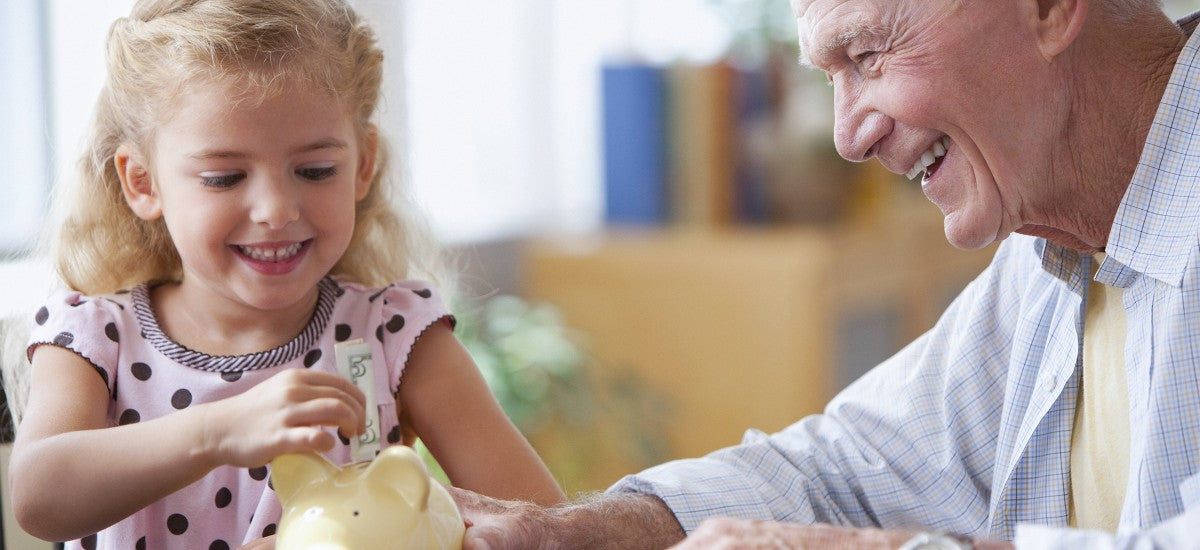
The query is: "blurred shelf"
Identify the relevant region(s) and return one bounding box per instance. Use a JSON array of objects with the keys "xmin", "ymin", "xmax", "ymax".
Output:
[{"xmin": 522, "ymin": 199, "xmax": 996, "ymax": 488}]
